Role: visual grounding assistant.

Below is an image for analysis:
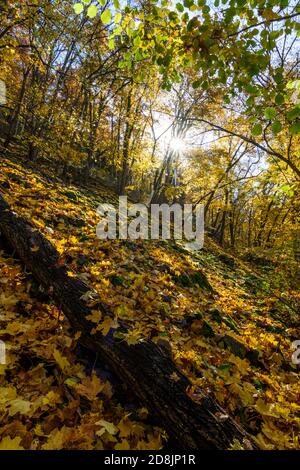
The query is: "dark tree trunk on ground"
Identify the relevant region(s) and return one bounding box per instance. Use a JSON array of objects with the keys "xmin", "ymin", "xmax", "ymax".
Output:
[{"xmin": 0, "ymin": 193, "xmax": 258, "ymax": 450}]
